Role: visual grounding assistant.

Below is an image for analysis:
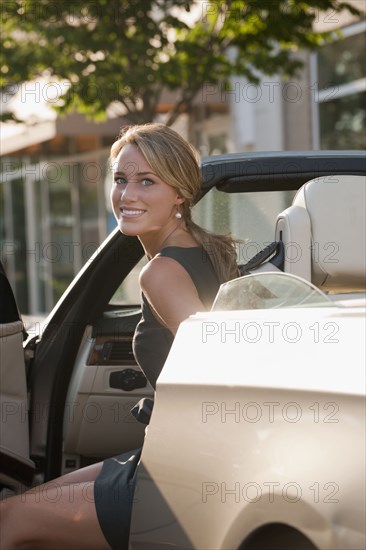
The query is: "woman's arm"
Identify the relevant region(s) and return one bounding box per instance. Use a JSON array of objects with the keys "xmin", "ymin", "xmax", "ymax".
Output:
[{"xmin": 139, "ymin": 256, "xmax": 205, "ymax": 335}]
